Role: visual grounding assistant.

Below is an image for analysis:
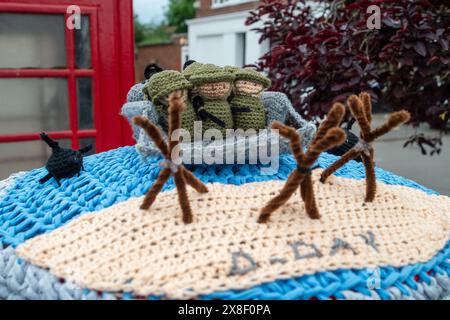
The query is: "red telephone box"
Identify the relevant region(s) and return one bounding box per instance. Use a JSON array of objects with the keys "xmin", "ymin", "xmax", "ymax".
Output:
[{"xmin": 0, "ymin": 0, "xmax": 135, "ymax": 179}]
